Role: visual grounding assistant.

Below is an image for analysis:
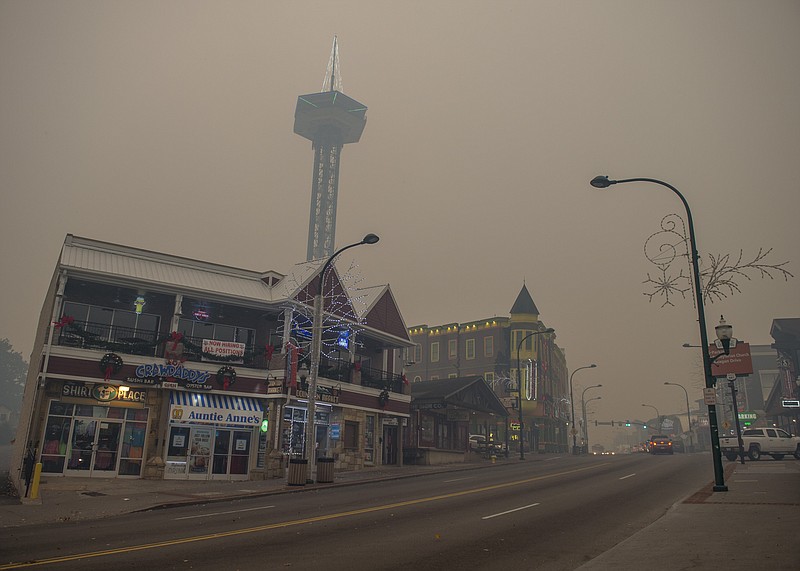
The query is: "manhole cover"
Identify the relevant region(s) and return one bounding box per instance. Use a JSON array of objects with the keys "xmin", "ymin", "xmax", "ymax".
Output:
[{"xmin": 81, "ymin": 491, "xmax": 107, "ymax": 497}]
